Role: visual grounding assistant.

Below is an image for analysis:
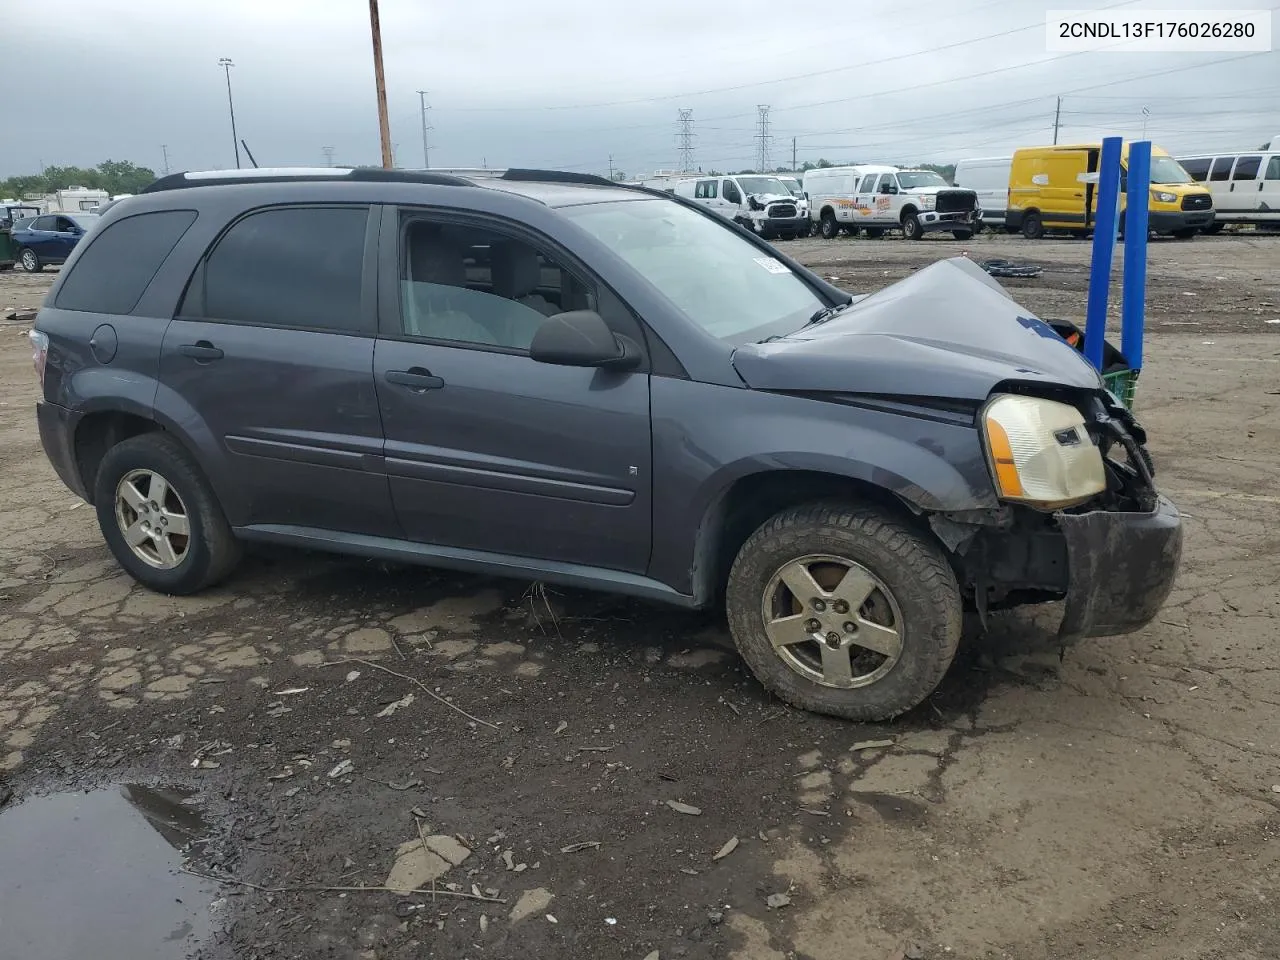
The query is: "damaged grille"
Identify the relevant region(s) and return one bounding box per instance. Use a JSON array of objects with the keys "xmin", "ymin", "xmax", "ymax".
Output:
[
  {"xmin": 1181, "ymin": 194, "xmax": 1212, "ymax": 211},
  {"xmin": 767, "ymin": 203, "xmax": 798, "ymax": 218},
  {"xmin": 936, "ymin": 189, "xmax": 977, "ymax": 214}
]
